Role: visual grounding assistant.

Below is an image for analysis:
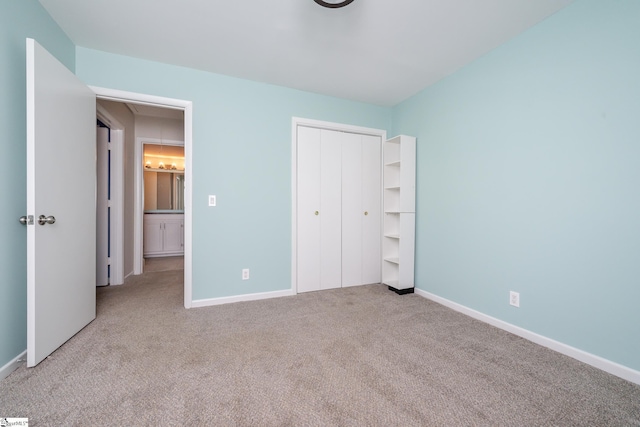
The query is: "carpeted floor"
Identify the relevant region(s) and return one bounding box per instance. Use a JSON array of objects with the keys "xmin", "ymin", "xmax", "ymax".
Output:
[{"xmin": 2, "ymin": 270, "xmax": 639, "ymax": 426}]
